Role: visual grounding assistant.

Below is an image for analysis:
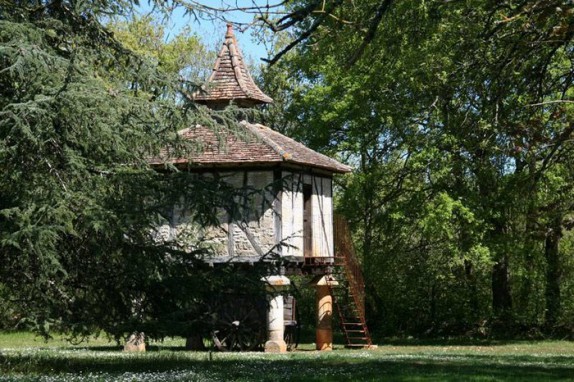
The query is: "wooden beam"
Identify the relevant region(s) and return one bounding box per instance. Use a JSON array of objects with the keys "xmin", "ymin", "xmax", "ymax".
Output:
[{"xmin": 274, "ymin": 169, "xmax": 283, "ymax": 256}]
